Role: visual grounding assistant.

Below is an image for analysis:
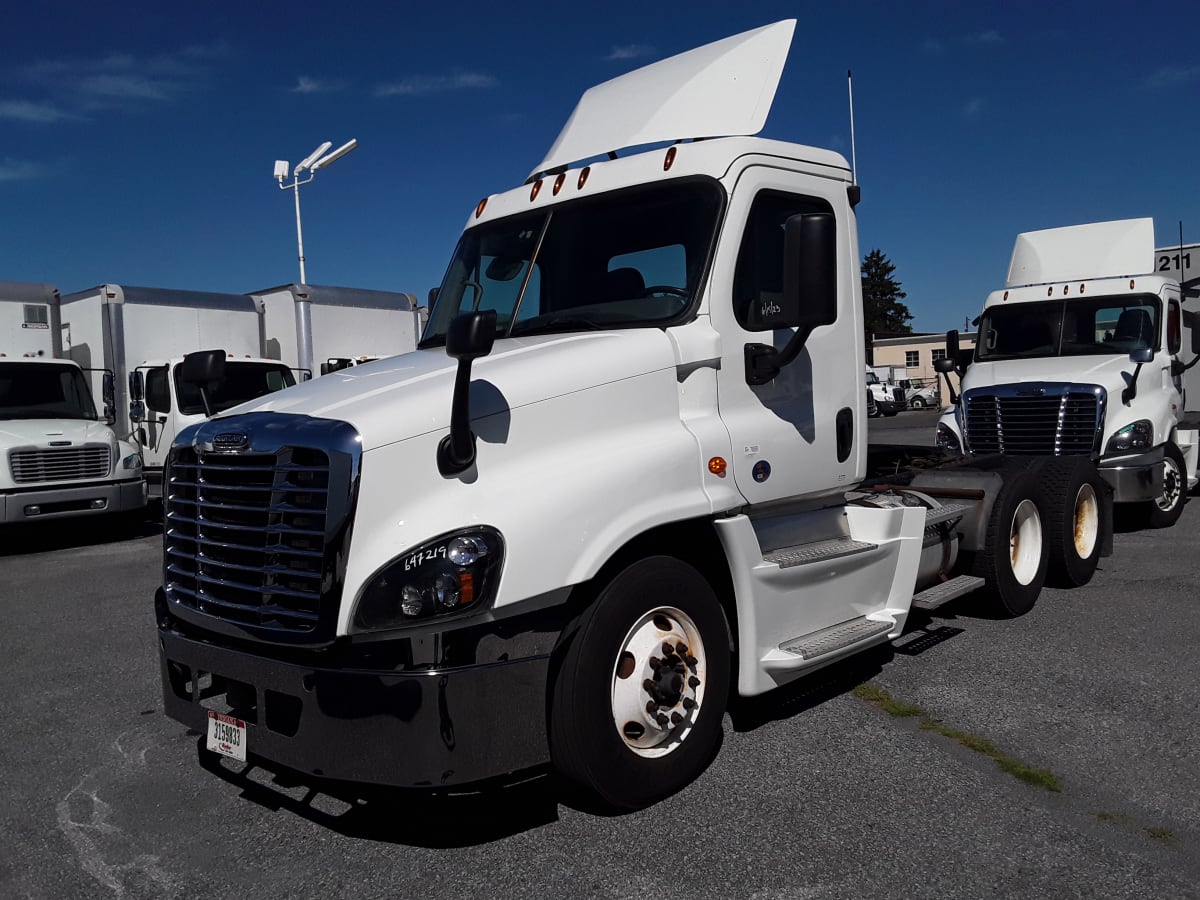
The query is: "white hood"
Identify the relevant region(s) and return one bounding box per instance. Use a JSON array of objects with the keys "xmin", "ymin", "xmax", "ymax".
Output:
[
  {"xmin": 0, "ymin": 417, "xmax": 115, "ymax": 448},
  {"xmin": 219, "ymin": 330, "xmax": 681, "ymax": 452}
]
